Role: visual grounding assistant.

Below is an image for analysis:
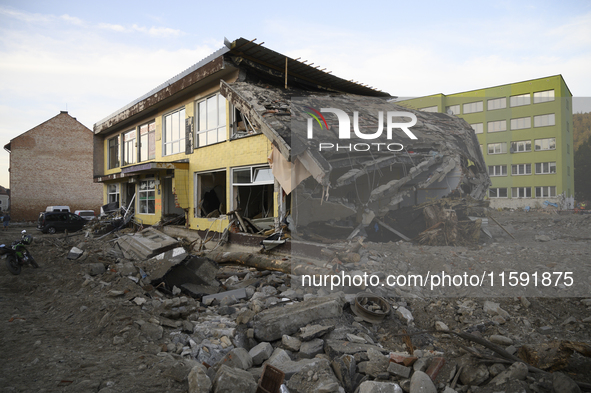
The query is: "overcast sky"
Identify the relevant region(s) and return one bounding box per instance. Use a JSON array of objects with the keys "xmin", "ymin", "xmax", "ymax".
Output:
[{"xmin": 1, "ymin": 0, "xmax": 590, "ymax": 188}]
